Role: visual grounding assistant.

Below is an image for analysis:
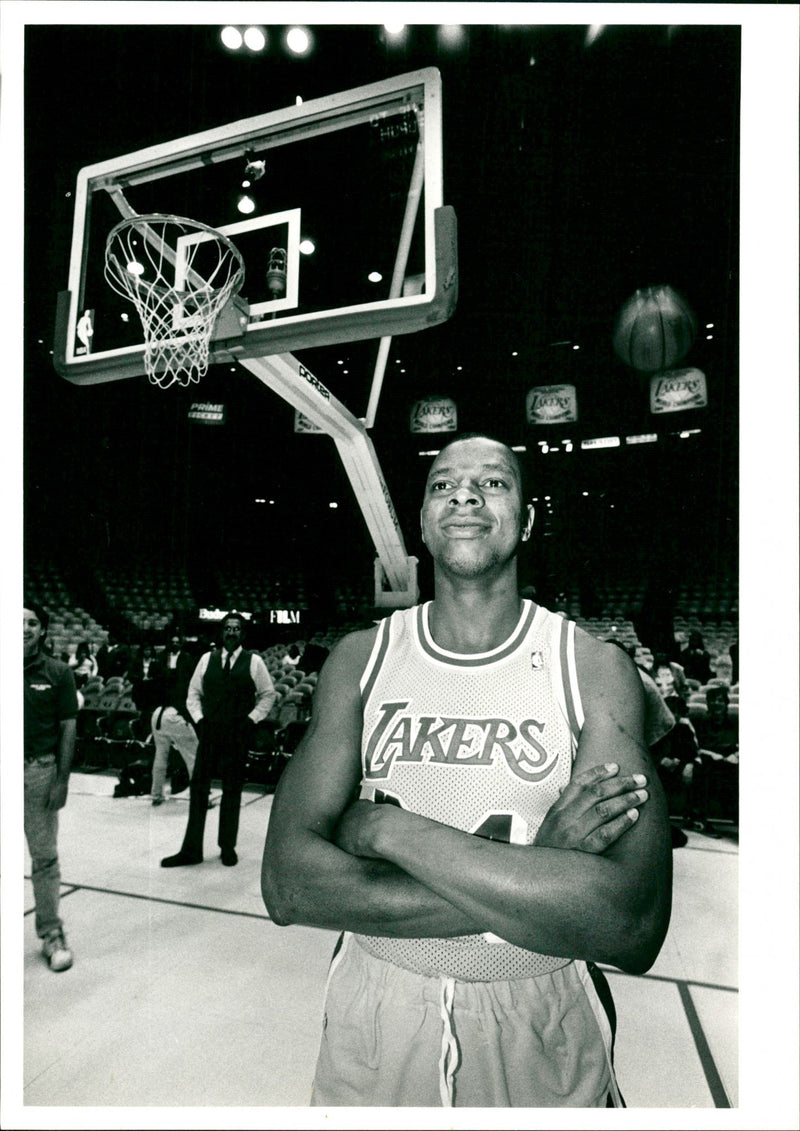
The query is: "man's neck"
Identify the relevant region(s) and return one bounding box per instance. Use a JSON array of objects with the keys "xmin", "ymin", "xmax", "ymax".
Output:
[{"xmin": 429, "ymin": 571, "xmax": 527, "ymax": 654}]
